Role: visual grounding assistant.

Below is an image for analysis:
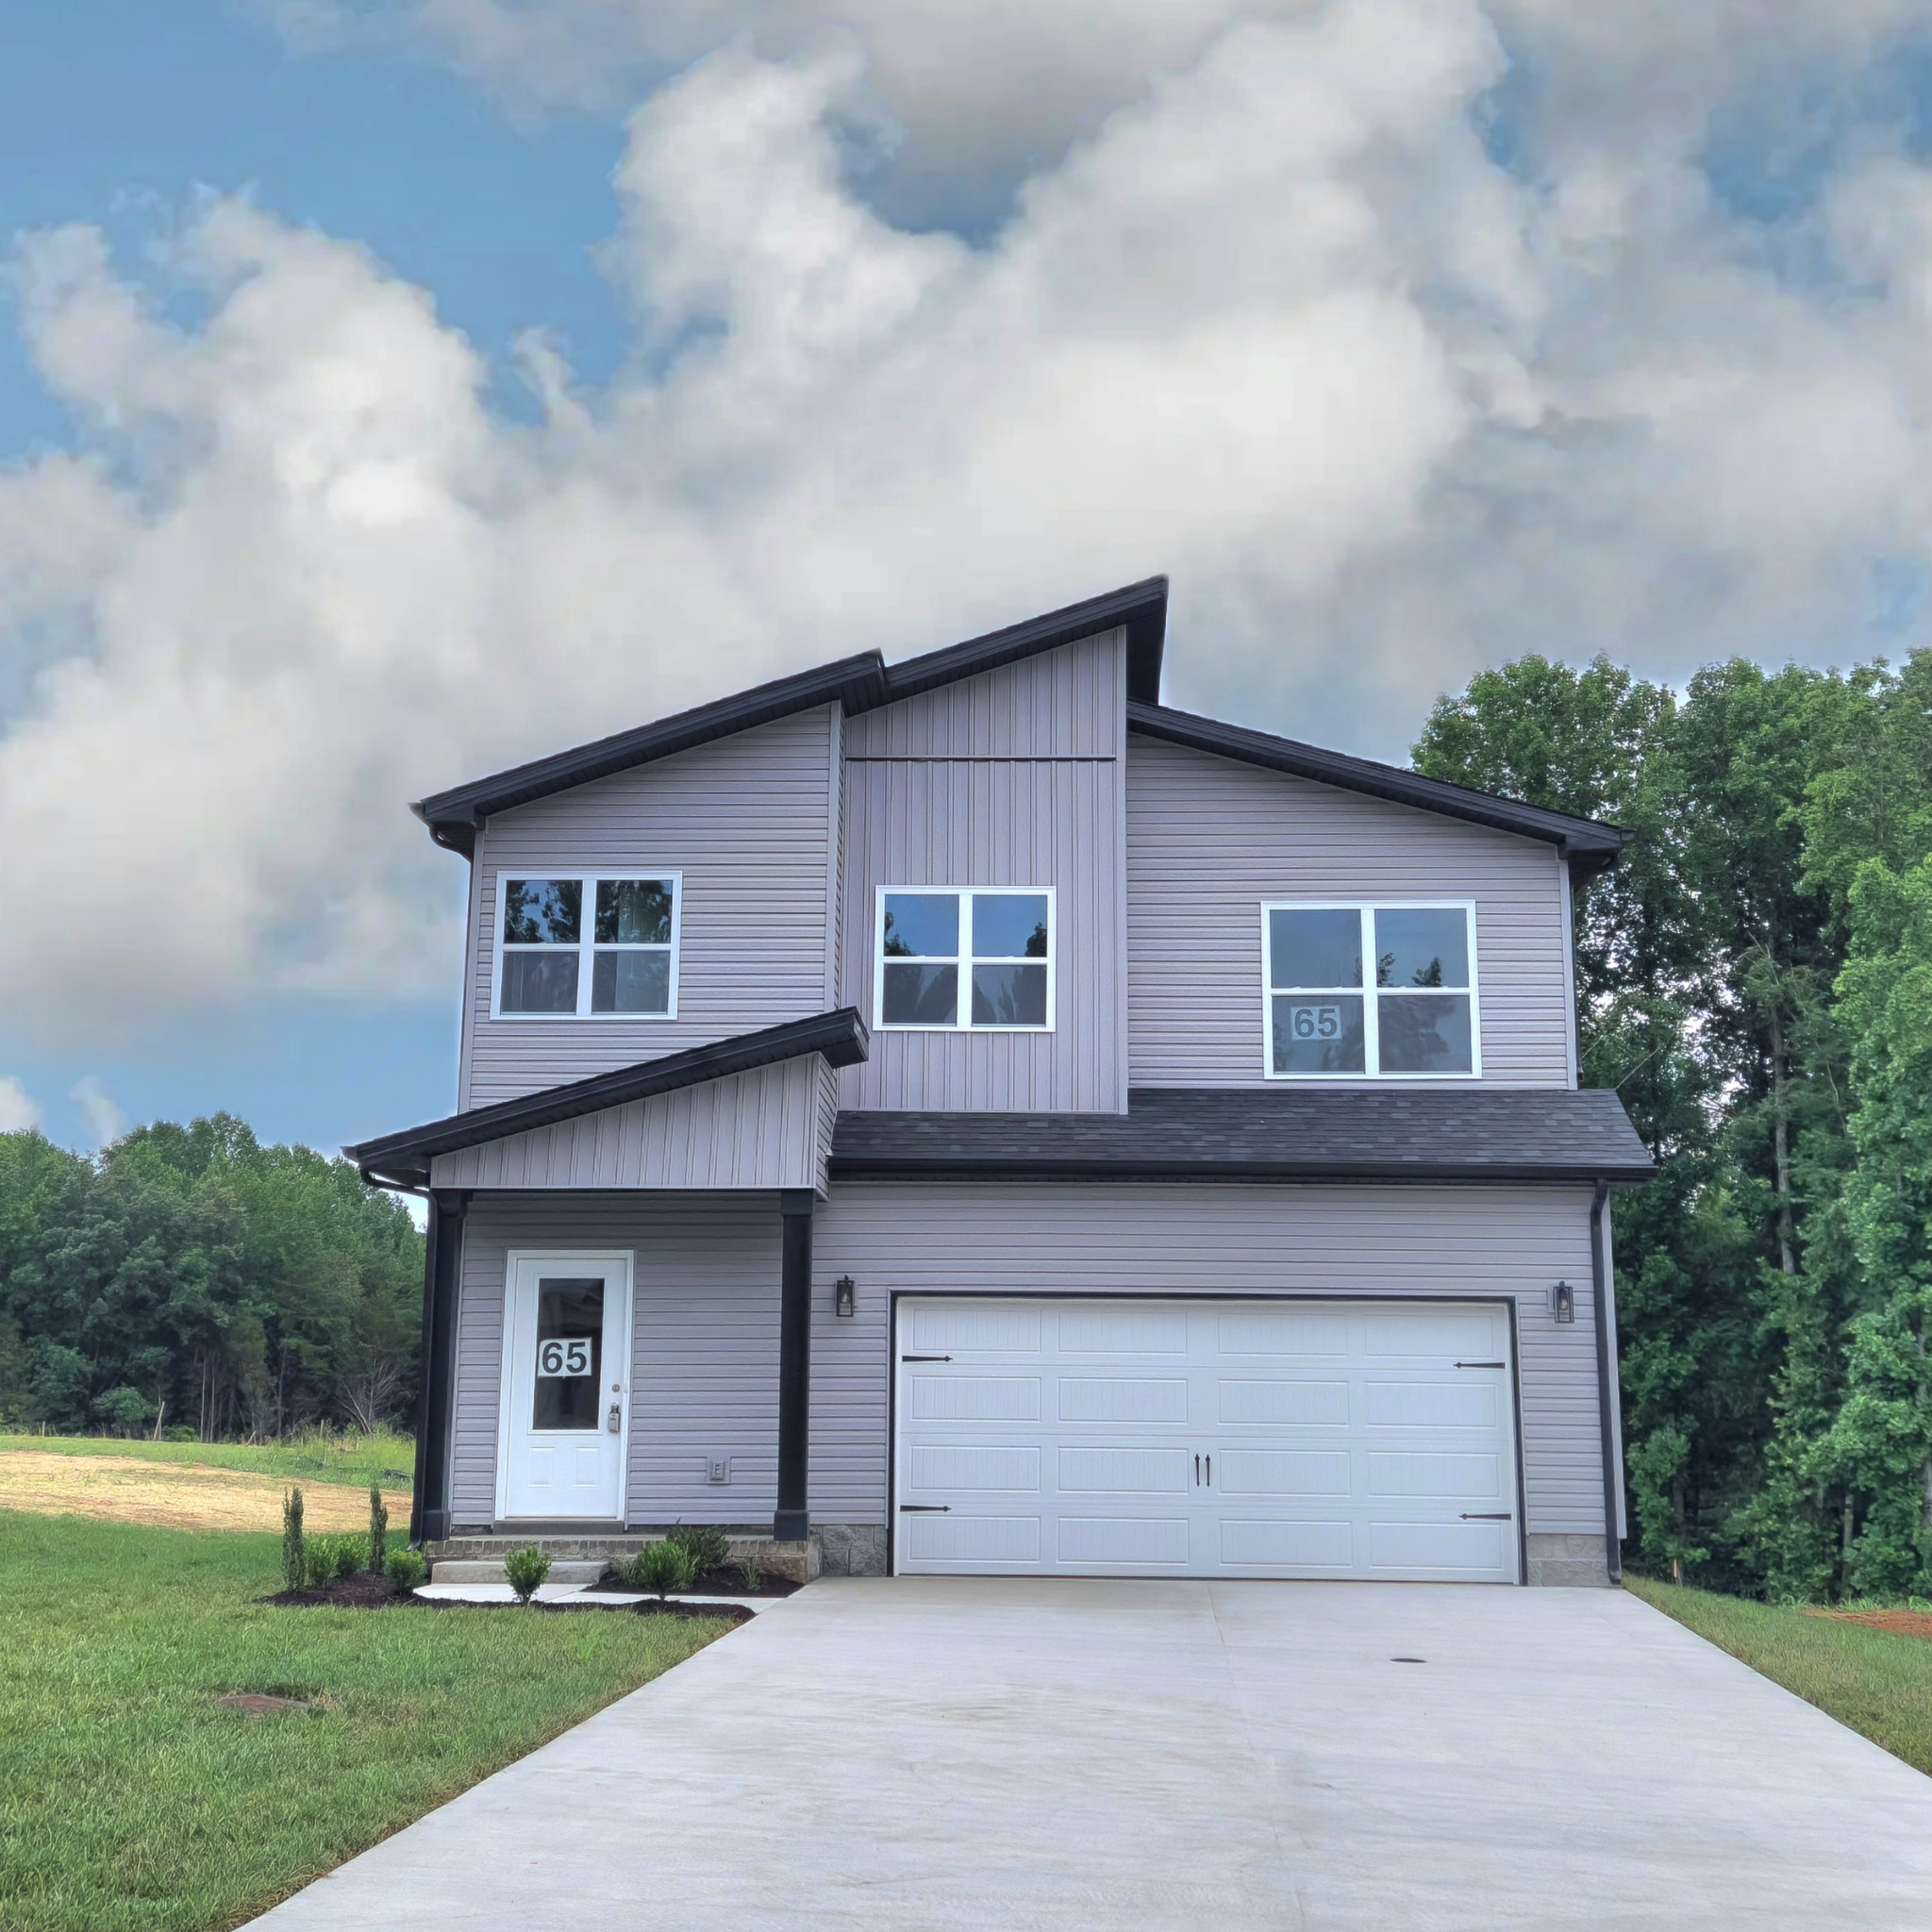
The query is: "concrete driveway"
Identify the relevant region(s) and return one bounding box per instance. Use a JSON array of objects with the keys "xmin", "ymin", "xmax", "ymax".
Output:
[{"xmin": 252, "ymin": 1579, "xmax": 1932, "ymax": 1930}]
